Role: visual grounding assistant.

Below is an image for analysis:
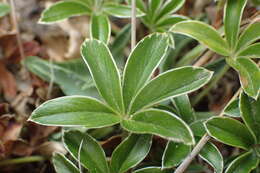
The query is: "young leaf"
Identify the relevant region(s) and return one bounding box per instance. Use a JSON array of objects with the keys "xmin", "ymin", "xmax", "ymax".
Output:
[
  {"xmin": 224, "ymin": 0, "xmax": 247, "ymax": 49},
  {"xmin": 162, "ymin": 142, "xmax": 191, "ymax": 168},
  {"xmin": 122, "ymin": 109, "xmax": 194, "ymax": 145},
  {"xmin": 224, "ymin": 99, "xmax": 240, "ymax": 117},
  {"xmin": 133, "ymin": 167, "xmax": 170, "ymax": 173},
  {"xmin": 171, "ymin": 21, "xmax": 230, "ymax": 56},
  {"xmin": 156, "ymin": 0, "xmax": 185, "ymax": 20},
  {"xmin": 240, "ymin": 92, "xmax": 260, "ymax": 143},
  {"xmin": 30, "ymin": 96, "xmax": 121, "ymax": 127},
  {"xmin": 39, "ymin": 1, "xmax": 91, "ymax": 23},
  {"xmin": 23, "ymin": 56, "xmax": 98, "ymax": 97},
  {"xmin": 63, "ymin": 131, "xmax": 109, "ymax": 173},
  {"xmin": 236, "ymin": 22, "xmax": 260, "ymax": 50},
  {"xmin": 90, "ymin": 14, "xmax": 110, "ymax": 44},
  {"xmin": 205, "ymin": 117, "xmax": 255, "ymax": 150},
  {"xmin": 0, "ymin": 3, "xmax": 10, "ymax": 17},
  {"xmin": 123, "ymin": 33, "xmax": 168, "ymax": 109},
  {"xmin": 199, "ymin": 142, "xmax": 223, "ymax": 173},
  {"xmin": 172, "ymin": 94, "xmax": 195, "ymax": 124},
  {"xmin": 81, "ymin": 39, "xmax": 124, "ymax": 114},
  {"xmin": 110, "ymin": 134, "xmax": 152, "ymax": 173},
  {"xmin": 225, "ymin": 151, "xmax": 259, "ymax": 173},
  {"xmin": 226, "ymin": 57, "xmax": 260, "ymax": 99},
  {"xmin": 129, "ymin": 66, "xmax": 213, "ymax": 114},
  {"xmin": 238, "ymin": 43, "xmax": 260, "ymax": 58},
  {"xmin": 103, "ymin": 3, "xmax": 145, "ymax": 18},
  {"xmin": 53, "ymin": 153, "xmax": 80, "ymax": 173}
]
